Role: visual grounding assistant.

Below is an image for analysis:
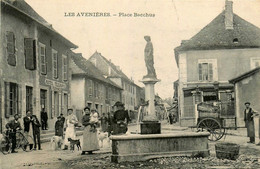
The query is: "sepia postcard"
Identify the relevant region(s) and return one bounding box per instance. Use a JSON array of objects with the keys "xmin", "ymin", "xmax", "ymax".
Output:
[{"xmin": 0, "ymin": 0, "xmax": 260, "ymax": 168}]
